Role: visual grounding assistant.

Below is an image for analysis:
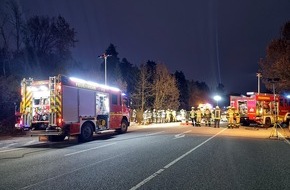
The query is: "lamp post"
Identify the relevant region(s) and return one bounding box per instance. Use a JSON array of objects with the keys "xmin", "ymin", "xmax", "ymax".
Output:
[
  {"xmin": 213, "ymin": 95, "xmax": 221, "ymax": 106},
  {"xmin": 98, "ymin": 53, "xmax": 111, "ymax": 86}
]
